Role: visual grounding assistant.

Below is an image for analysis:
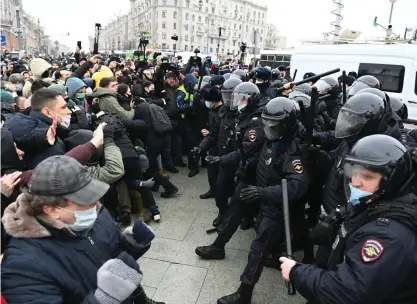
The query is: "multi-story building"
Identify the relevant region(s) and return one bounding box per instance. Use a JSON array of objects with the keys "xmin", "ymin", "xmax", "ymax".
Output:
[
  {"xmin": 117, "ymin": 0, "xmax": 269, "ymax": 56},
  {"xmin": 1, "ymin": 0, "xmax": 22, "ymax": 51},
  {"xmin": 264, "ymin": 22, "xmax": 287, "ymax": 50},
  {"xmin": 99, "ymin": 14, "xmax": 130, "ymax": 52}
]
